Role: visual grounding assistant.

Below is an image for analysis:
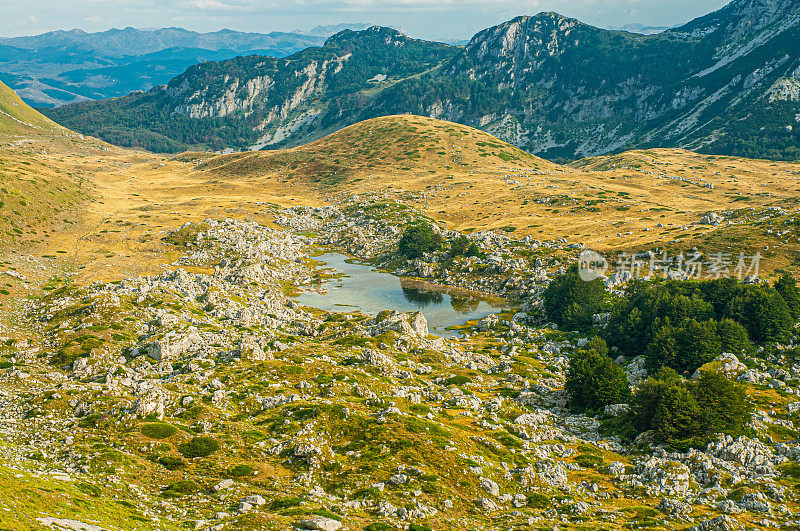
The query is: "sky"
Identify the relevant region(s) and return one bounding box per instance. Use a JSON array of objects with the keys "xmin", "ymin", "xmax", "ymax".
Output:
[{"xmin": 1, "ymin": 0, "xmax": 732, "ymax": 40}]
